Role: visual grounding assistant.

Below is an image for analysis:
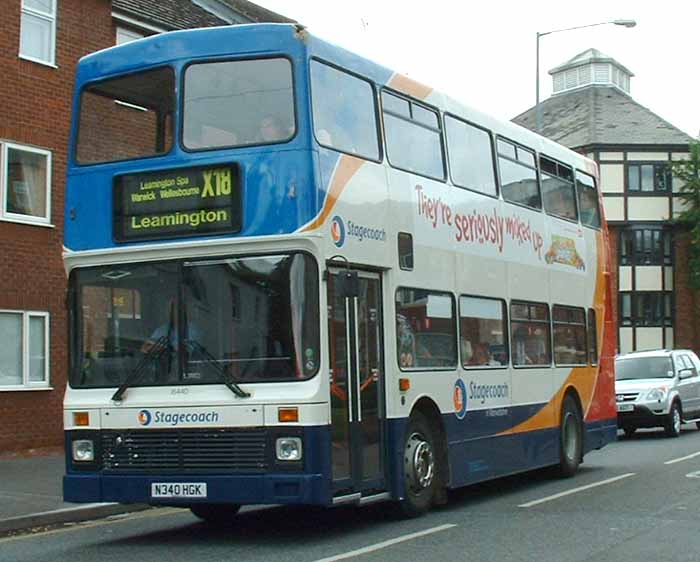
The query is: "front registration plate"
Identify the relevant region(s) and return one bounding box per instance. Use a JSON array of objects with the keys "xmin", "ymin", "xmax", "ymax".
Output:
[
  {"xmin": 151, "ymin": 483, "xmax": 207, "ymax": 498},
  {"xmin": 617, "ymin": 403, "xmax": 634, "ymax": 412}
]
